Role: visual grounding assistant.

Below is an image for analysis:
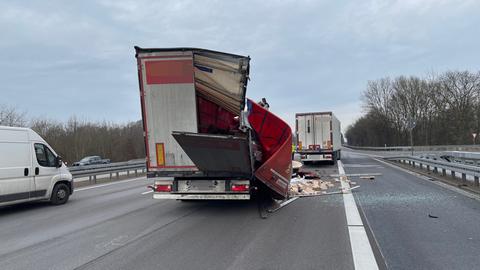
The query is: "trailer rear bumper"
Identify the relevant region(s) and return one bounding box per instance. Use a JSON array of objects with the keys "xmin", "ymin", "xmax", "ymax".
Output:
[
  {"xmin": 299, "ymin": 152, "xmax": 333, "ymax": 161},
  {"xmin": 153, "ymin": 193, "xmax": 250, "ymax": 200}
]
